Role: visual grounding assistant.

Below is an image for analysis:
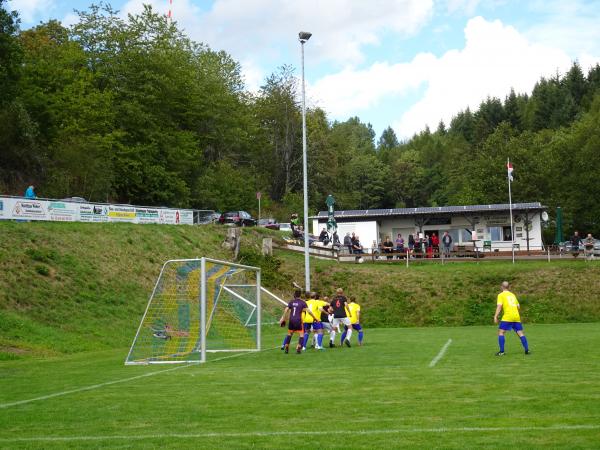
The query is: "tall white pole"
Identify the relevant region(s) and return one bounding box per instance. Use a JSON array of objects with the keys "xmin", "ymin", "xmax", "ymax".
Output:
[
  {"xmin": 508, "ymin": 158, "xmax": 515, "ymax": 264},
  {"xmin": 300, "ymin": 37, "xmax": 311, "ymax": 292}
]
